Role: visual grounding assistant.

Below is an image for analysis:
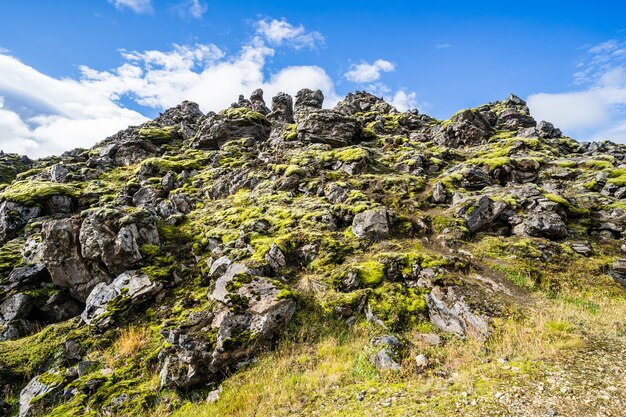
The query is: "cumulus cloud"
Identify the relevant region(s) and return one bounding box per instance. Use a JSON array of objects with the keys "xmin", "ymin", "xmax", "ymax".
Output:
[
  {"xmin": 0, "ymin": 19, "xmax": 339, "ymax": 158},
  {"xmin": 345, "ymin": 59, "xmax": 395, "ymax": 83},
  {"xmin": 389, "ymin": 90, "xmax": 418, "ymax": 112},
  {"xmin": 0, "ymin": 53, "xmax": 148, "ymax": 157},
  {"xmin": 256, "ymin": 18, "xmax": 324, "ymax": 49},
  {"xmin": 107, "ymin": 0, "xmax": 153, "ymax": 14},
  {"xmin": 528, "ymin": 38, "xmax": 626, "ymax": 142}
]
